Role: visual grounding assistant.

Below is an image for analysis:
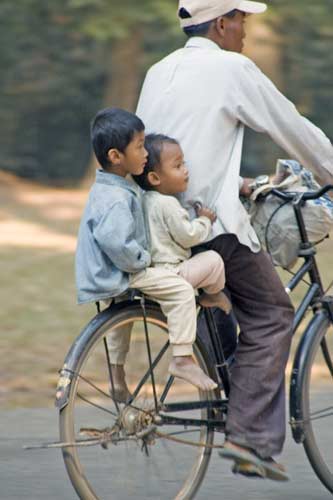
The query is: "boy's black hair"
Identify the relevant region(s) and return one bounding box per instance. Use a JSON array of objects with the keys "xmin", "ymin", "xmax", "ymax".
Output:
[
  {"xmin": 132, "ymin": 133, "xmax": 179, "ymax": 191},
  {"xmin": 91, "ymin": 107, "xmax": 145, "ymax": 169},
  {"xmin": 181, "ymin": 9, "xmax": 238, "ymax": 37}
]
